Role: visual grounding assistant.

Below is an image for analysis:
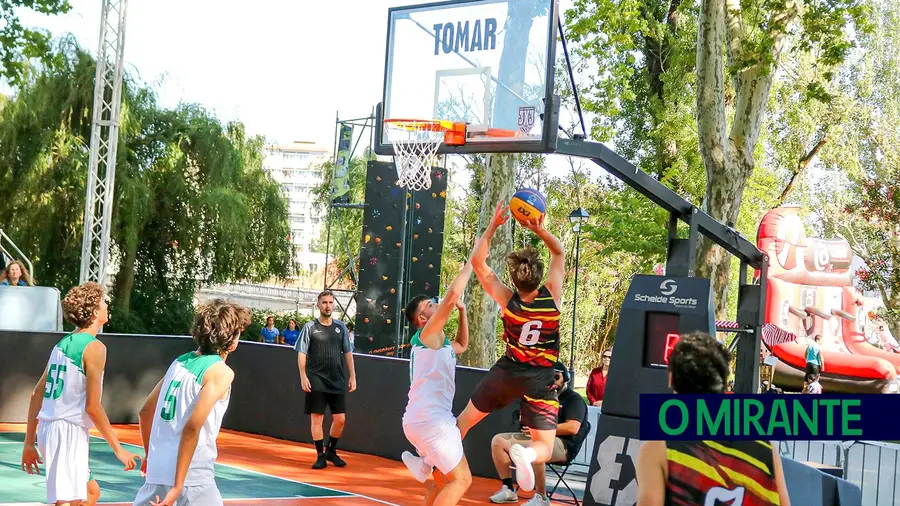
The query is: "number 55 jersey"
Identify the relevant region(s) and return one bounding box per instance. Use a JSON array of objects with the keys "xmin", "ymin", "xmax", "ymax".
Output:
[{"xmin": 145, "ymin": 352, "xmax": 229, "ymax": 487}]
